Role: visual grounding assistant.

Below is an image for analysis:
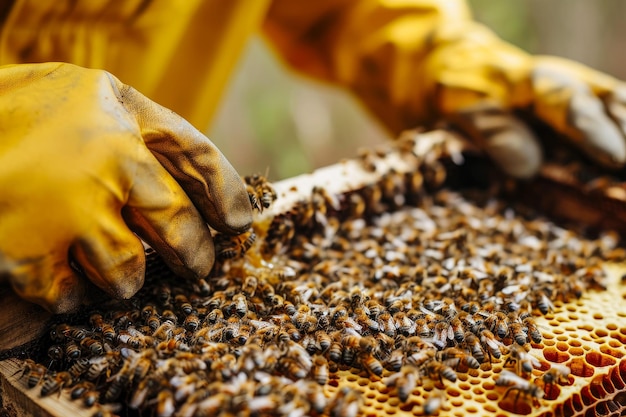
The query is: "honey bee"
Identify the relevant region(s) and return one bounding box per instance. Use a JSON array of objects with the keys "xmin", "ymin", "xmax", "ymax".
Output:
[
  {"xmin": 81, "ymin": 337, "xmax": 104, "ymax": 355},
  {"xmin": 521, "ymin": 315, "xmax": 543, "ymax": 344},
  {"xmin": 385, "ymin": 349, "xmax": 405, "ymax": 372},
  {"xmin": 156, "ymin": 389, "xmax": 176, "ymax": 417},
  {"xmin": 312, "ymin": 355, "xmax": 329, "ymax": 385},
  {"xmin": 161, "ymin": 309, "xmax": 178, "ymax": 325},
  {"xmin": 315, "ymin": 331, "xmax": 332, "ymax": 352},
  {"xmin": 479, "ymin": 328, "xmax": 504, "ymax": 360},
  {"xmin": 423, "ymin": 390, "xmax": 447, "ymax": 416},
  {"xmin": 536, "ymin": 290, "xmax": 555, "ymax": 315},
  {"xmin": 70, "ymin": 381, "xmax": 99, "ymax": 407},
  {"xmin": 329, "ymin": 341, "xmax": 343, "ymax": 363},
  {"xmin": 146, "ymin": 314, "xmax": 161, "ymax": 331},
  {"xmin": 215, "ymin": 230, "xmax": 257, "ymax": 260},
  {"xmin": 506, "ymin": 345, "xmax": 541, "ymax": 375},
  {"xmin": 360, "ymin": 353, "xmax": 383, "ymax": 376},
  {"xmin": 86, "ymin": 356, "xmax": 111, "ymax": 381},
  {"xmin": 65, "ymin": 341, "xmax": 82, "ymax": 360},
  {"xmin": 485, "ymin": 311, "xmax": 509, "ymax": 339},
  {"xmin": 40, "ymin": 371, "xmax": 72, "ymax": 397},
  {"xmin": 424, "ymin": 360, "xmax": 457, "ymax": 384},
  {"xmin": 438, "ymin": 347, "xmax": 480, "ymax": 370},
  {"xmin": 183, "ymin": 313, "xmax": 200, "ymax": 331},
  {"xmin": 496, "ymin": 369, "xmax": 544, "ymax": 406},
  {"xmin": 18, "ymin": 359, "xmax": 47, "ymax": 388},
  {"xmin": 508, "ymin": 322, "xmax": 528, "ymax": 346},
  {"xmin": 175, "ymin": 294, "xmax": 193, "ymax": 316},
  {"xmin": 328, "ymin": 386, "xmax": 361, "ymax": 417},
  {"xmin": 542, "ymin": 363, "xmax": 571, "ymax": 396},
  {"xmin": 90, "ymin": 313, "xmax": 116, "ymax": 341},
  {"xmin": 241, "ymin": 275, "xmax": 258, "ymax": 297},
  {"xmin": 406, "ymin": 349, "xmax": 436, "ymax": 368},
  {"xmin": 245, "ymin": 173, "xmax": 277, "ymax": 213},
  {"xmin": 384, "ymin": 366, "xmax": 419, "ymax": 402}
]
